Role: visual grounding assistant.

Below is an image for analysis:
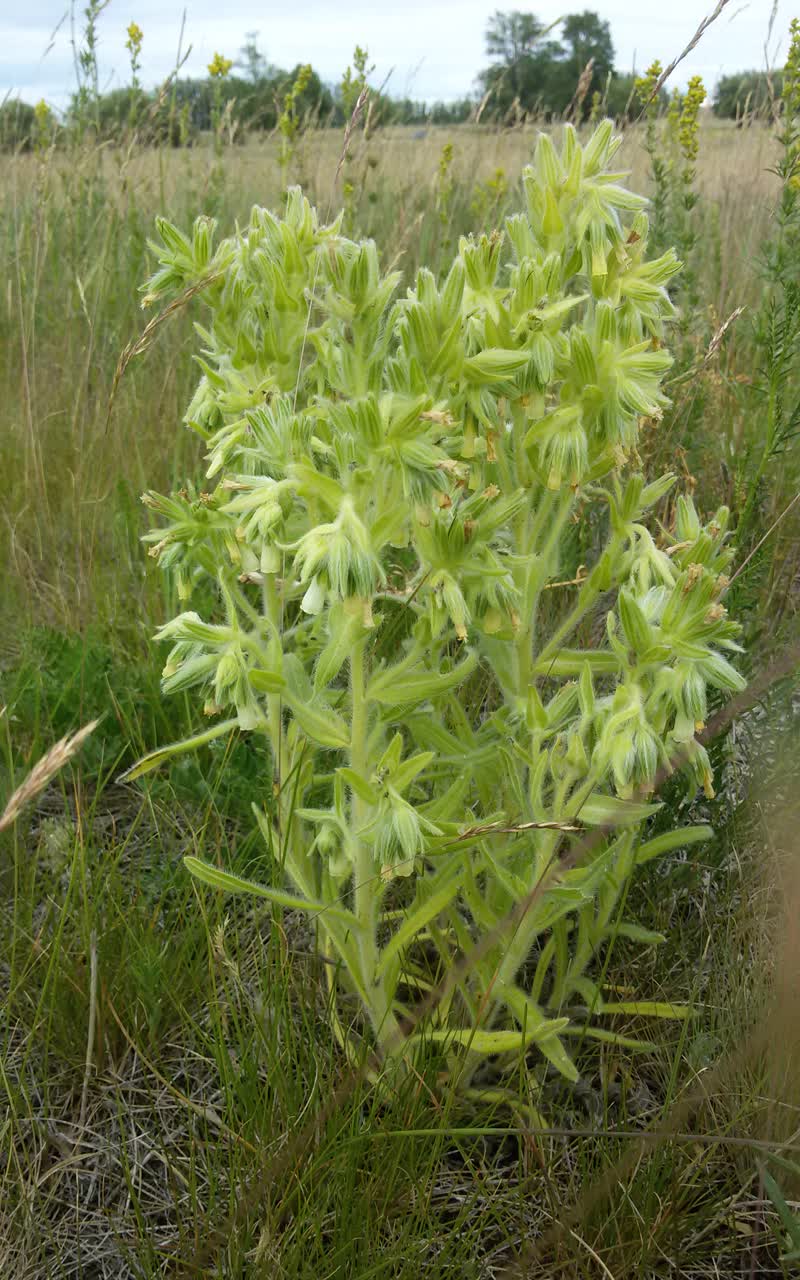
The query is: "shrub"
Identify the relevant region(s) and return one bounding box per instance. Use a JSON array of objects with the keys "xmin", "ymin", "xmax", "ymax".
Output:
[
  {"xmin": 130, "ymin": 121, "xmax": 744, "ymax": 1097},
  {"xmin": 0, "ymin": 100, "xmax": 37, "ymax": 152},
  {"xmin": 713, "ymin": 70, "xmax": 782, "ymax": 121}
]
